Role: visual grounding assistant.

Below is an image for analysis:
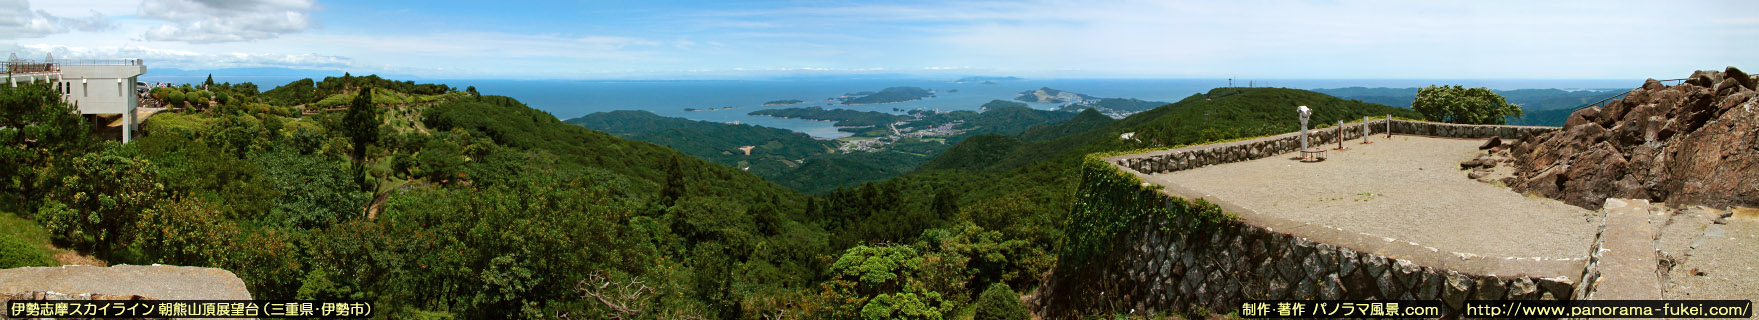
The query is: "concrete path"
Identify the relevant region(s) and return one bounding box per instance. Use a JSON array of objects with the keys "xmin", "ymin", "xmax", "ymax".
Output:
[{"xmin": 1590, "ymin": 198, "xmax": 1662, "ymax": 299}]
